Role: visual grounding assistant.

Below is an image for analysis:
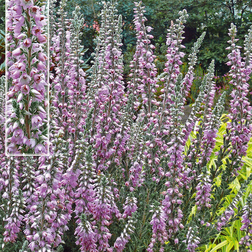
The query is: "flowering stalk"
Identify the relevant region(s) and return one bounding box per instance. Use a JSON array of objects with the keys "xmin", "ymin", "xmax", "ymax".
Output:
[
  {"xmin": 214, "ymin": 172, "xmax": 252, "ymax": 233},
  {"xmin": 240, "ymin": 194, "xmax": 252, "ymax": 251},
  {"xmin": 181, "ymin": 32, "xmax": 206, "ymax": 99},
  {"xmin": 114, "ymin": 211, "xmax": 137, "ymax": 252},
  {"xmin": 182, "ymin": 69, "xmax": 226, "ymax": 201},
  {"xmin": 6, "ymin": 0, "xmax": 49, "ymax": 155},
  {"xmin": 157, "ymin": 10, "xmax": 188, "ymax": 134},
  {"xmin": 147, "ymin": 202, "xmax": 168, "ymax": 252},
  {"xmin": 87, "ymin": 1, "xmax": 129, "ymax": 173},
  {"xmin": 50, "ymin": 0, "xmax": 73, "ymax": 135},
  {"xmin": 1, "ymin": 159, "xmax": 24, "ymax": 245},
  {"xmin": 184, "ymin": 226, "xmax": 200, "ymax": 252},
  {"xmin": 127, "ymin": 1, "xmax": 157, "ymax": 118},
  {"xmin": 208, "ymin": 23, "xmax": 252, "ymax": 228},
  {"xmin": 160, "ymin": 74, "xmax": 185, "ymax": 239},
  {"xmin": 51, "ymin": 2, "xmax": 86, "ymax": 145},
  {"xmin": 74, "ymin": 145, "xmax": 99, "ymax": 251},
  {"xmin": 226, "ymin": 23, "xmax": 252, "ymax": 161},
  {"xmin": 0, "ymin": 76, "xmax": 4, "ymax": 151}
]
